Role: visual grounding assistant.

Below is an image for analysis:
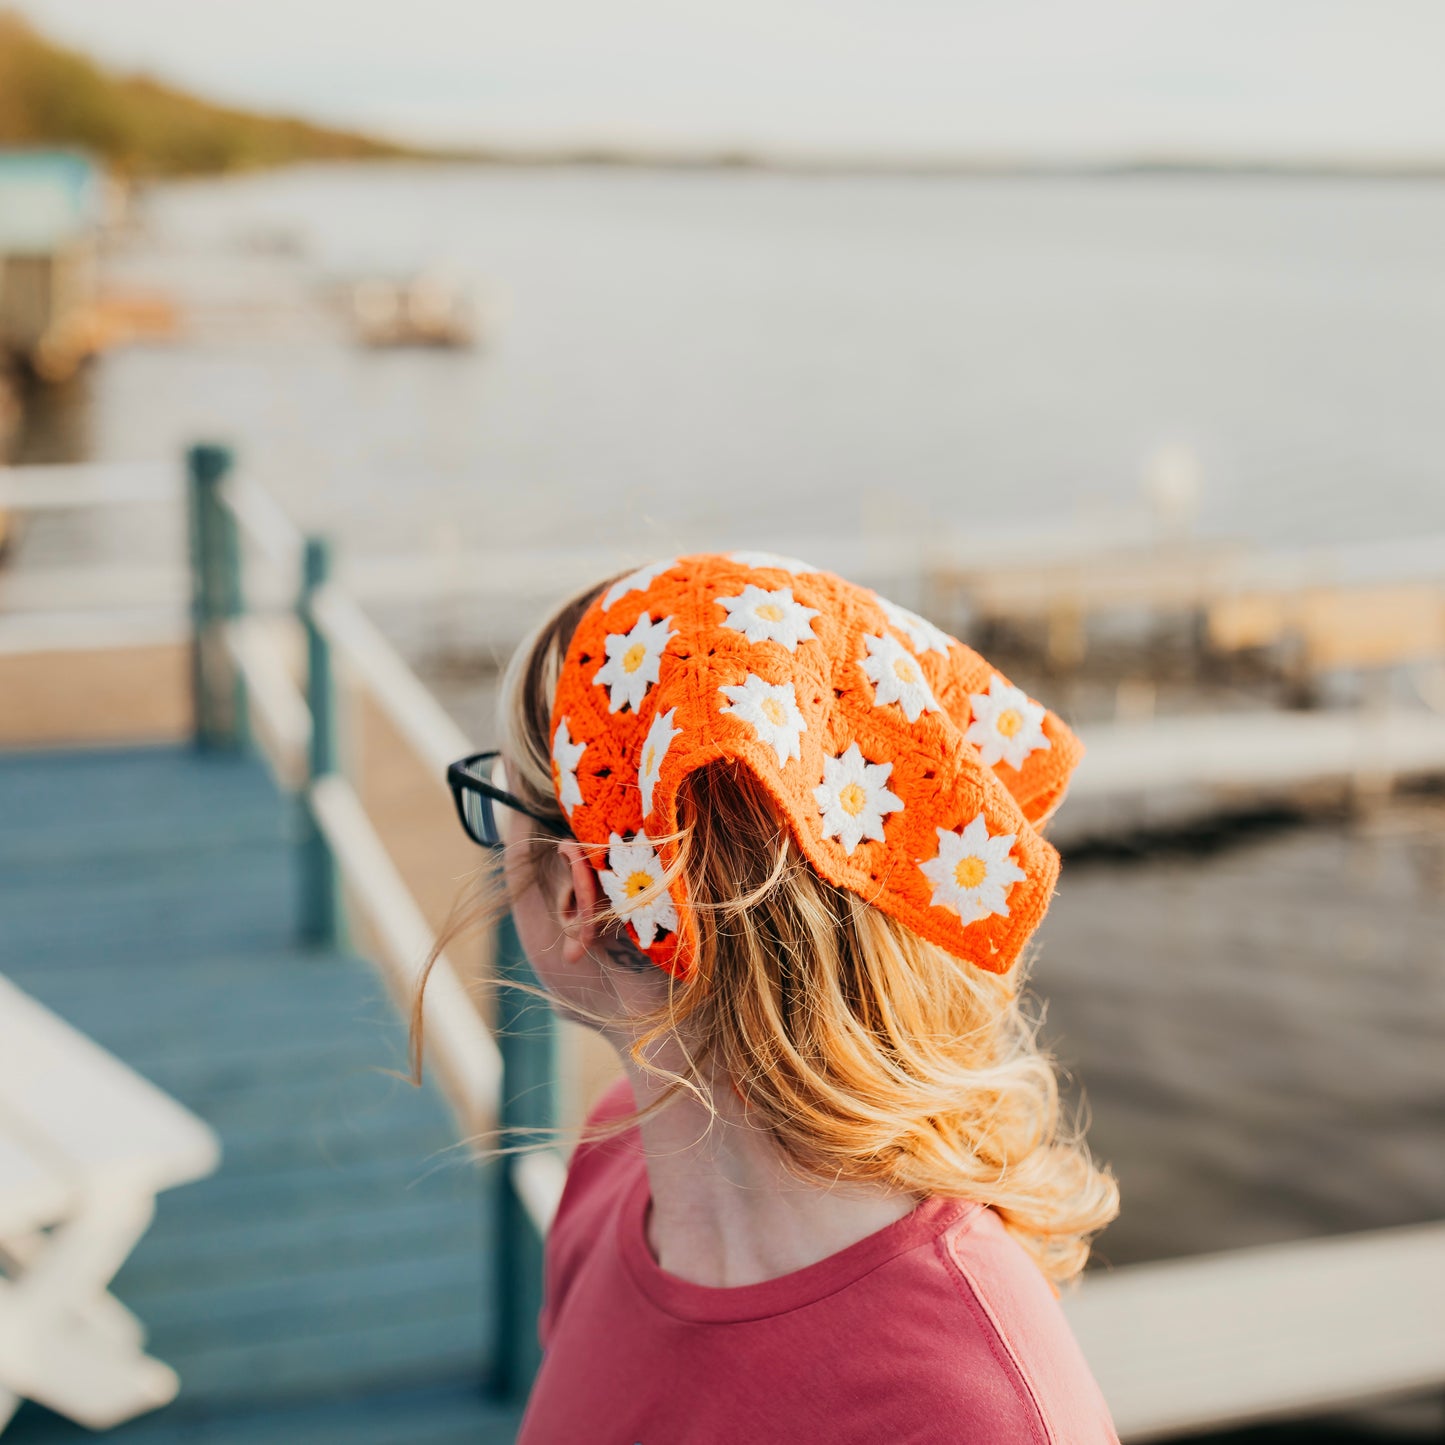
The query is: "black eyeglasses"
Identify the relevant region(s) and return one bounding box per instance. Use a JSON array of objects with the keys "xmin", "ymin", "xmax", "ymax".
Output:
[{"xmin": 446, "ymin": 750, "xmax": 571, "ymax": 849}]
